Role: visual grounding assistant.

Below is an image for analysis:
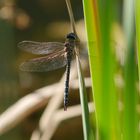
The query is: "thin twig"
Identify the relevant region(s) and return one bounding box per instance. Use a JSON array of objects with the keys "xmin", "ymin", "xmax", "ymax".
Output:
[
  {"xmin": 33, "ymin": 102, "xmax": 94, "ymax": 140},
  {"xmin": 0, "ymin": 83, "xmax": 58, "ymax": 135},
  {"xmin": 65, "ymin": 0, "xmax": 77, "ymax": 34},
  {"xmin": 0, "ymin": 74, "xmax": 91, "ymax": 135}
]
